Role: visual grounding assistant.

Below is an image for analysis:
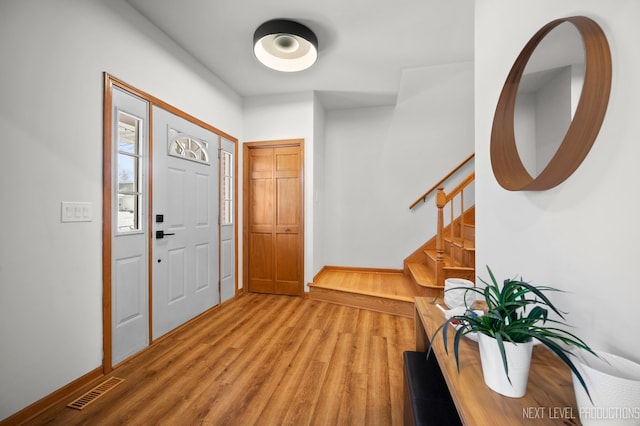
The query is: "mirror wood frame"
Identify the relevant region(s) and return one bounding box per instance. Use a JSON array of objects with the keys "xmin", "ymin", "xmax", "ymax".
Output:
[{"xmin": 490, "ymin": 16, "xmax": 611, "ymax": 191}]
